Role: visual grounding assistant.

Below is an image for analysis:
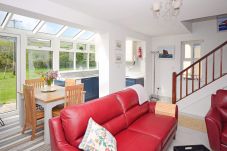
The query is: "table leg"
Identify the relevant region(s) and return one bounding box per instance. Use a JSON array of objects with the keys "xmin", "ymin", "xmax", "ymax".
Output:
[
  {"xmin": 18, "ymin": 94, "xmax": 24, "ymax": 127},
  {"xmin": 43, "ymin": 104, "xmax": 52, "ymax": 144}
]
